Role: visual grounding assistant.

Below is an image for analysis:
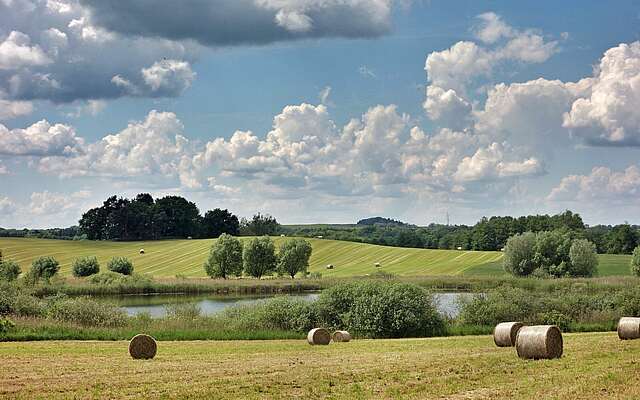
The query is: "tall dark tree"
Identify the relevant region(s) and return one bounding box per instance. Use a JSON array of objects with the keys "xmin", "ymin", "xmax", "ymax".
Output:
[
  {"xmin": 240, "ymin": 213, "xmax": 280, "ymax": 236},
  {"xmin": 202, "ymin": 208, "xmax": 240, "ymax": 238}
]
